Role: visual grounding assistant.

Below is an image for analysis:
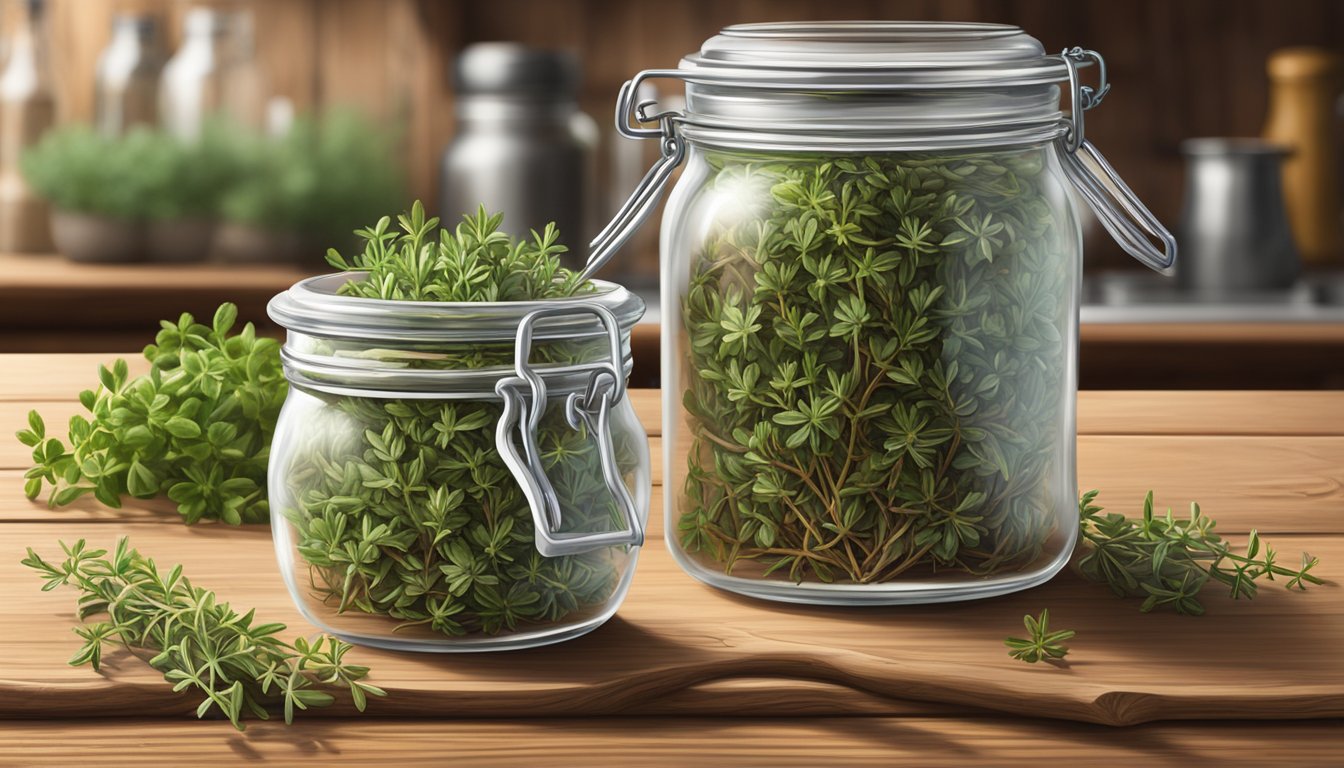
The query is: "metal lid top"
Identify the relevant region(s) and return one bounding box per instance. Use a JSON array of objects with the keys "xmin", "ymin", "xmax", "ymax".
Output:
[
  {"xmin": 455, "ymin": 43, "xmax": 581, "ymax": 98},
  {"xmin": 633, "ymin": 21, "xmax": 1080, "ymax": 153},
  {"xmin": 680, "ymin": 22, "xmax": 1070, "ymax": 89}
]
